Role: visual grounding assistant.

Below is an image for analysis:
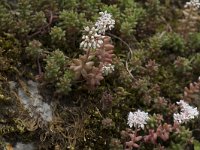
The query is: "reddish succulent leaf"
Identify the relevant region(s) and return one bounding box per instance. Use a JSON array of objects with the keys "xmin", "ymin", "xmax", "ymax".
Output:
[
  {"xmin": 70, "ymin": 55, "xmax": 94, "ymax": 79},
  {"xmin": 86, "ymin": 67, "xmax": 104, "ymax": 89}
]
